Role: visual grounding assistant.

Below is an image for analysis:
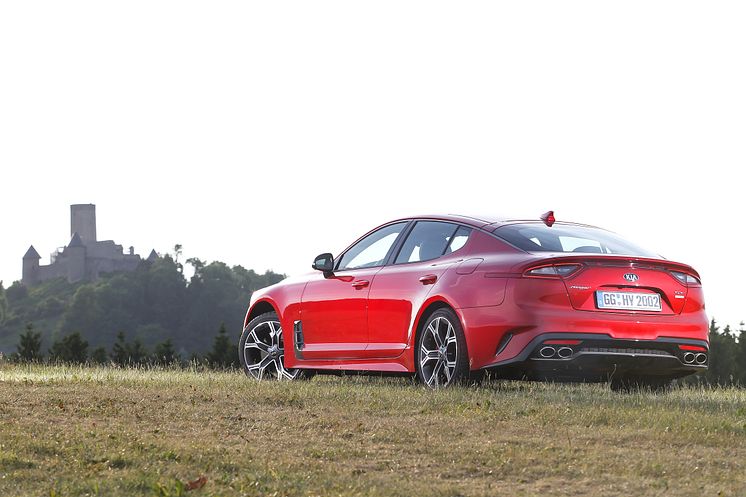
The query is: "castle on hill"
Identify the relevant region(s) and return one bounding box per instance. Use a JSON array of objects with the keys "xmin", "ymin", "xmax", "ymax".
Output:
[{"xmin": 22, "ymin": 204, "xmax": 157, "ymax": 286}]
